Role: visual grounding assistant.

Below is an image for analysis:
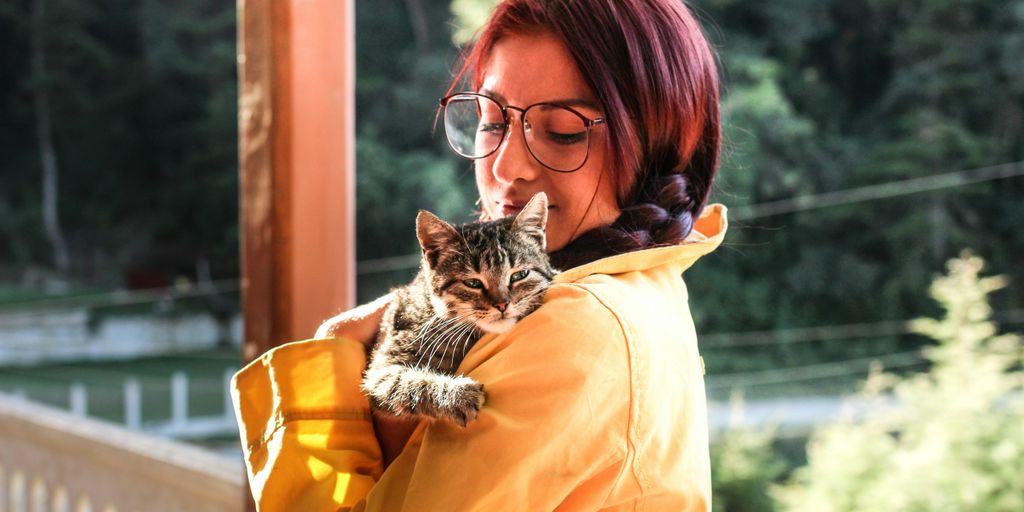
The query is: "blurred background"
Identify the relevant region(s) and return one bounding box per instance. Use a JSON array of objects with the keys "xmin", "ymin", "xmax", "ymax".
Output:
[{"xmin": 0, "ymin": 0, "xmax": 1022, "ymax": 510}]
